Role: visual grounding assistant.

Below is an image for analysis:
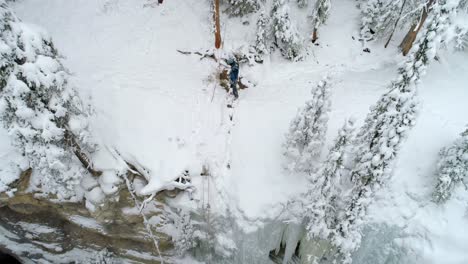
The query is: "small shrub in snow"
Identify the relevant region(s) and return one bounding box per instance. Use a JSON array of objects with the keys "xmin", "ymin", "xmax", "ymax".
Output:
[
  {"xmin": 433, "ymin": 127, "xmax": 468, "ymax": 203},
  {"xmin": 283, "ymin": 77, "xmax": 331, "ymax": 173},
  {"xmin": 0, "ymin": 1, "xmax": 94, "ymax": 199}
]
